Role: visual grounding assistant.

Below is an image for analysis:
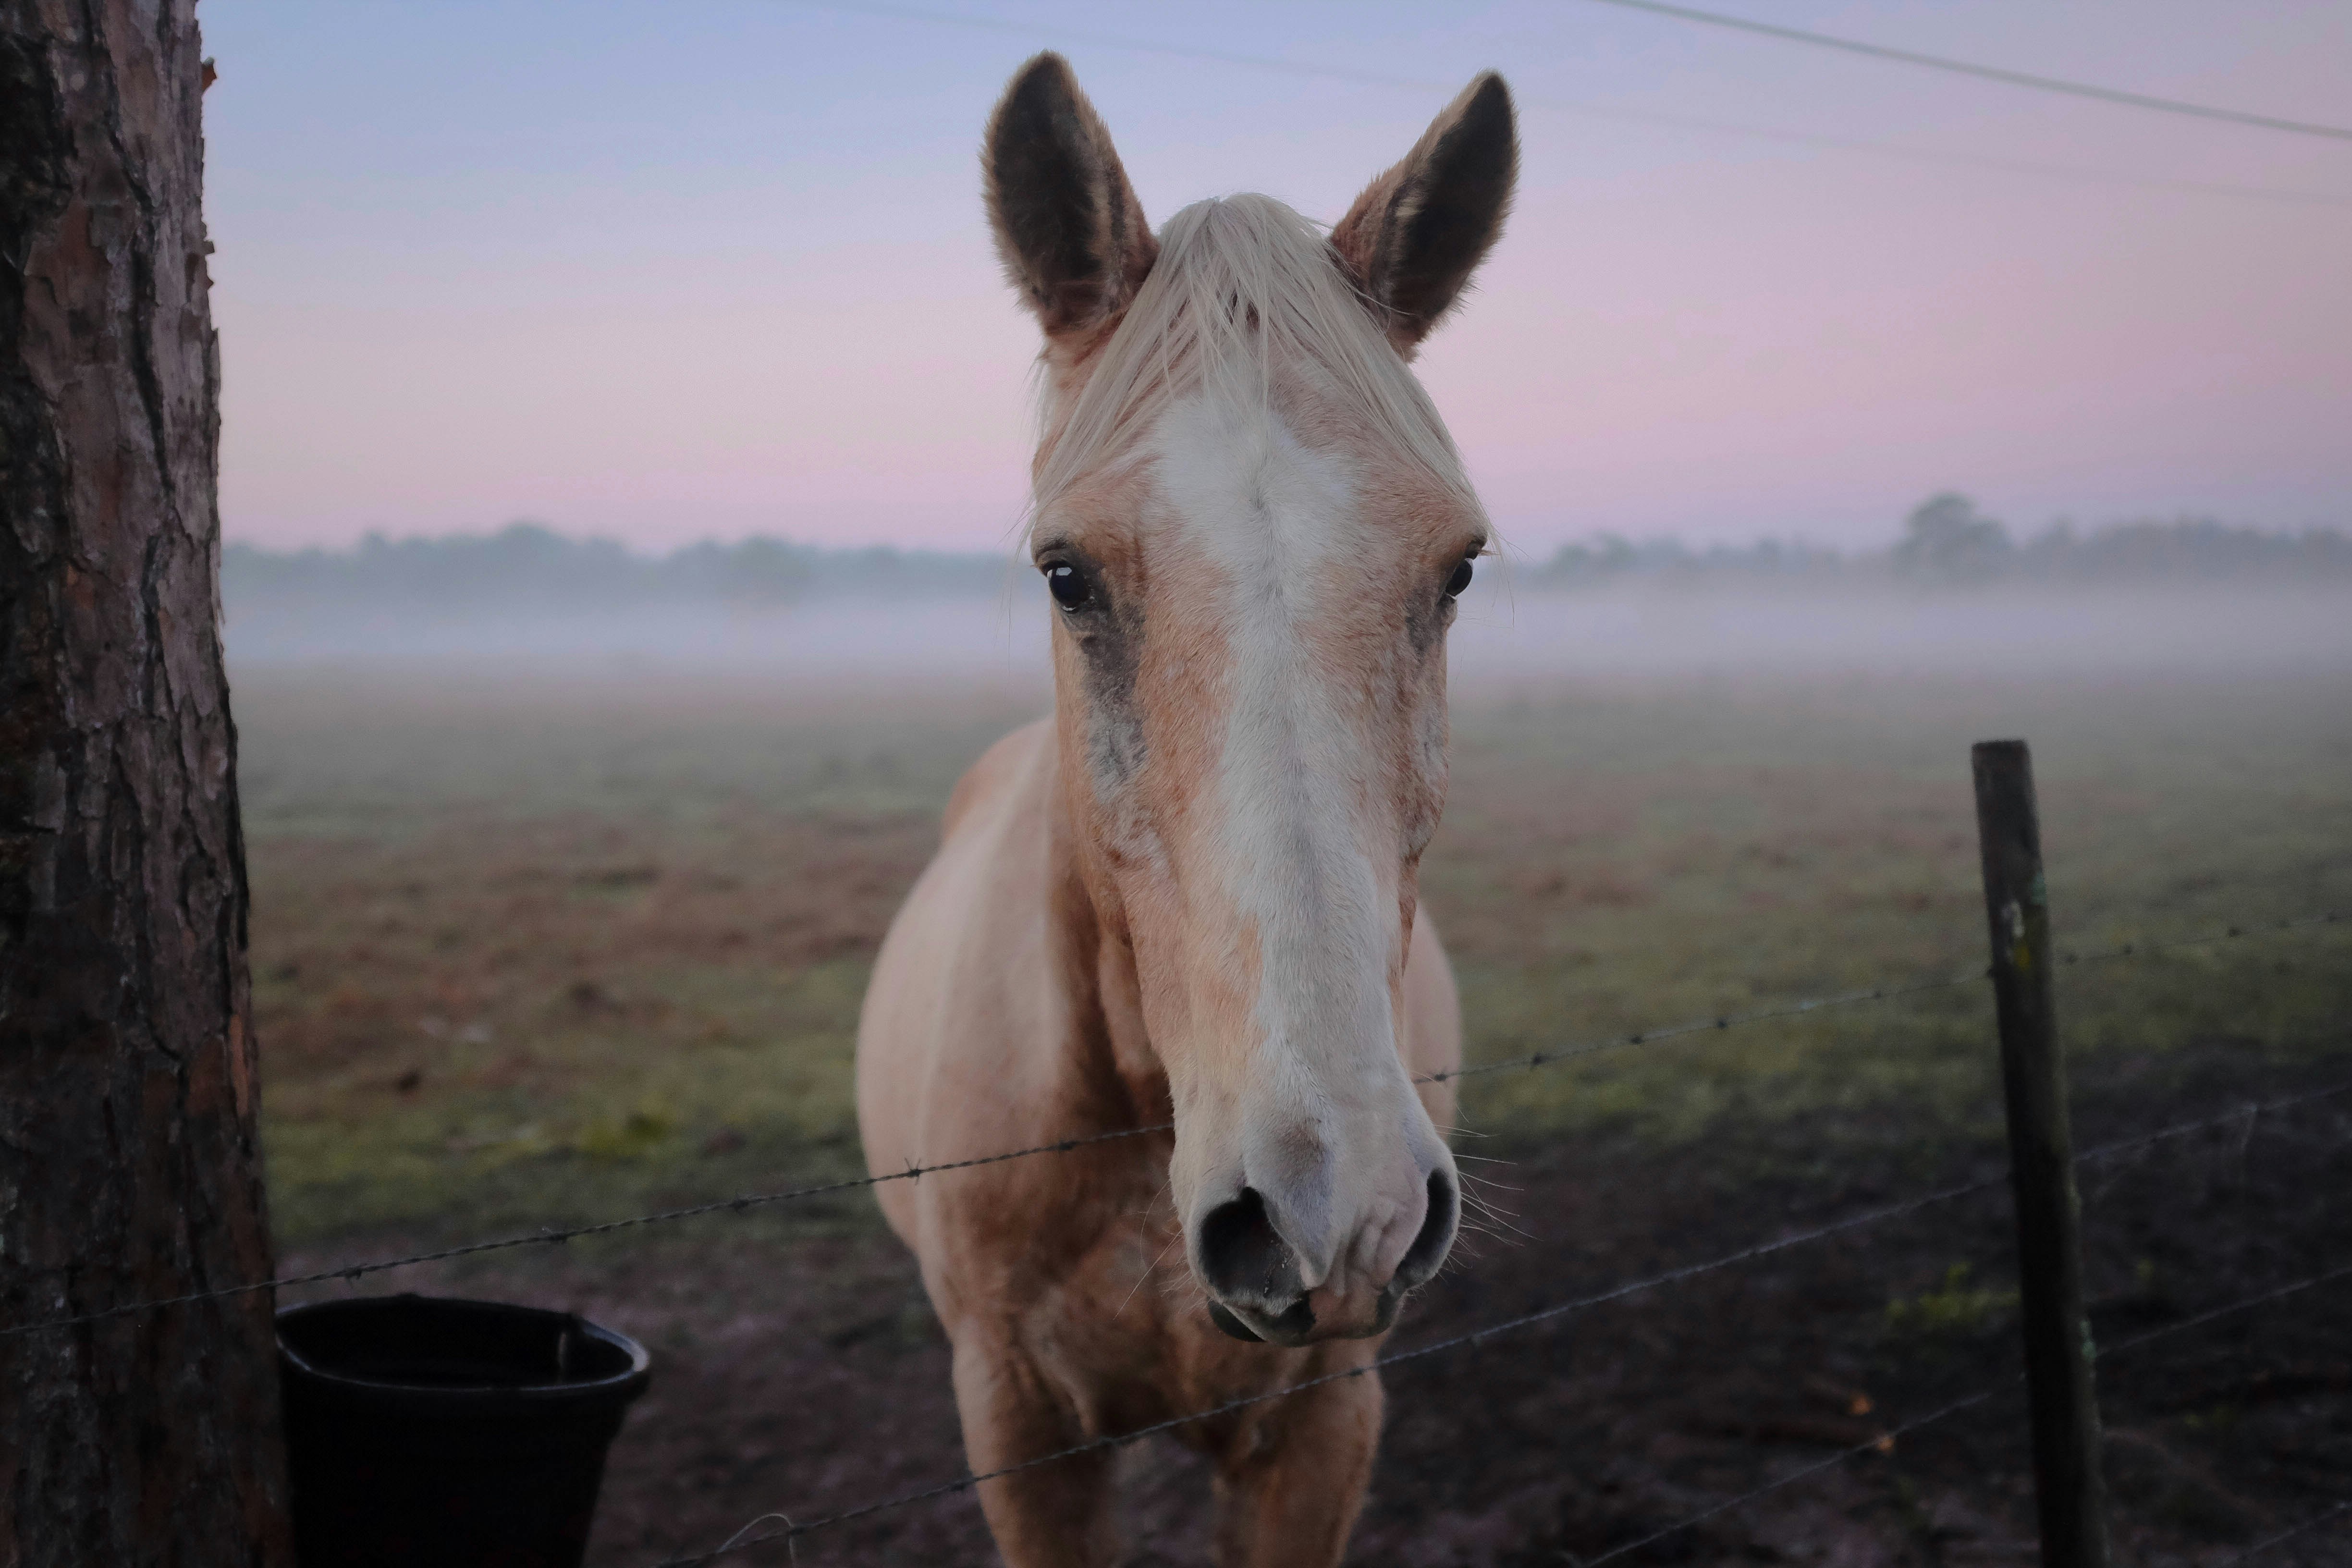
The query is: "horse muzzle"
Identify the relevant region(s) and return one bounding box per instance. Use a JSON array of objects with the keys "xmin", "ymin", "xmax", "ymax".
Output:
[{"xmin": 1194, "ymin": 1170, "xmax": 1458, "ymax": 1347}]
